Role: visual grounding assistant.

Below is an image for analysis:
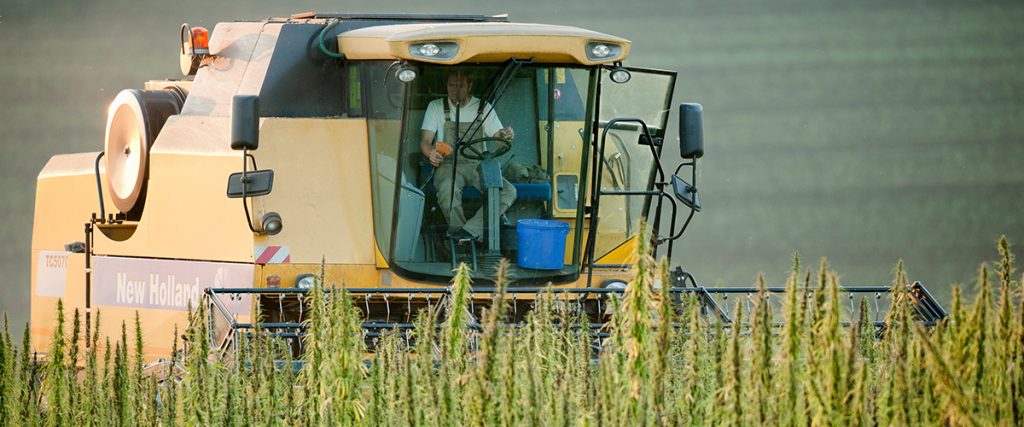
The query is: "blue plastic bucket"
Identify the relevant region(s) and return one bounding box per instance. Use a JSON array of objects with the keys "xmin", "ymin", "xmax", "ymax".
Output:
[{"xmin": 517, "ymin": 219, "xmax": 570, "ymax": 270}]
